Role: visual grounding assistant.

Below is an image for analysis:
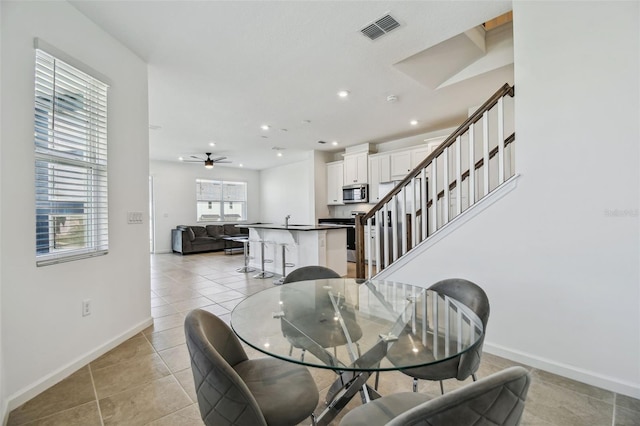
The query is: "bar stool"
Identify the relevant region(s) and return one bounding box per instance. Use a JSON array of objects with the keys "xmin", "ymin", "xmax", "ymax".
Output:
[
  {"xmin": 273, "ymin": 242, "xmax": 295, "ymax": 285},
  {"xmin": 253, "ymin": 240, "xmax": 274, "ymax": 279},
  {"xmin": 235, "ymin": 238, "xmax": 255, "ymax": 273}
]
